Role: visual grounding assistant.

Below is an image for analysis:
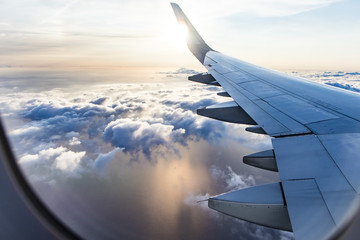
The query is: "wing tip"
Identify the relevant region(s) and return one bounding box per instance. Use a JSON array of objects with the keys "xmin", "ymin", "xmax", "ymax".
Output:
[{"xmin": 170, "ymin": 2, "xmax": 214, "ymax": 64}]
